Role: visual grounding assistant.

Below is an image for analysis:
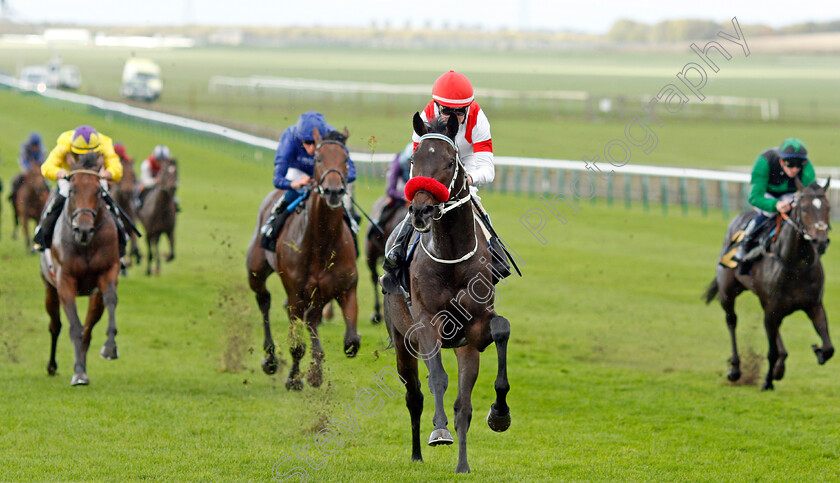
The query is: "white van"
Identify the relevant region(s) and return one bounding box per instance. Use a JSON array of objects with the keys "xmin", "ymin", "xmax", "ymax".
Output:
[{"xmin": 120, "ymin": 58, "xmax": 162, "ymax": 102}]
